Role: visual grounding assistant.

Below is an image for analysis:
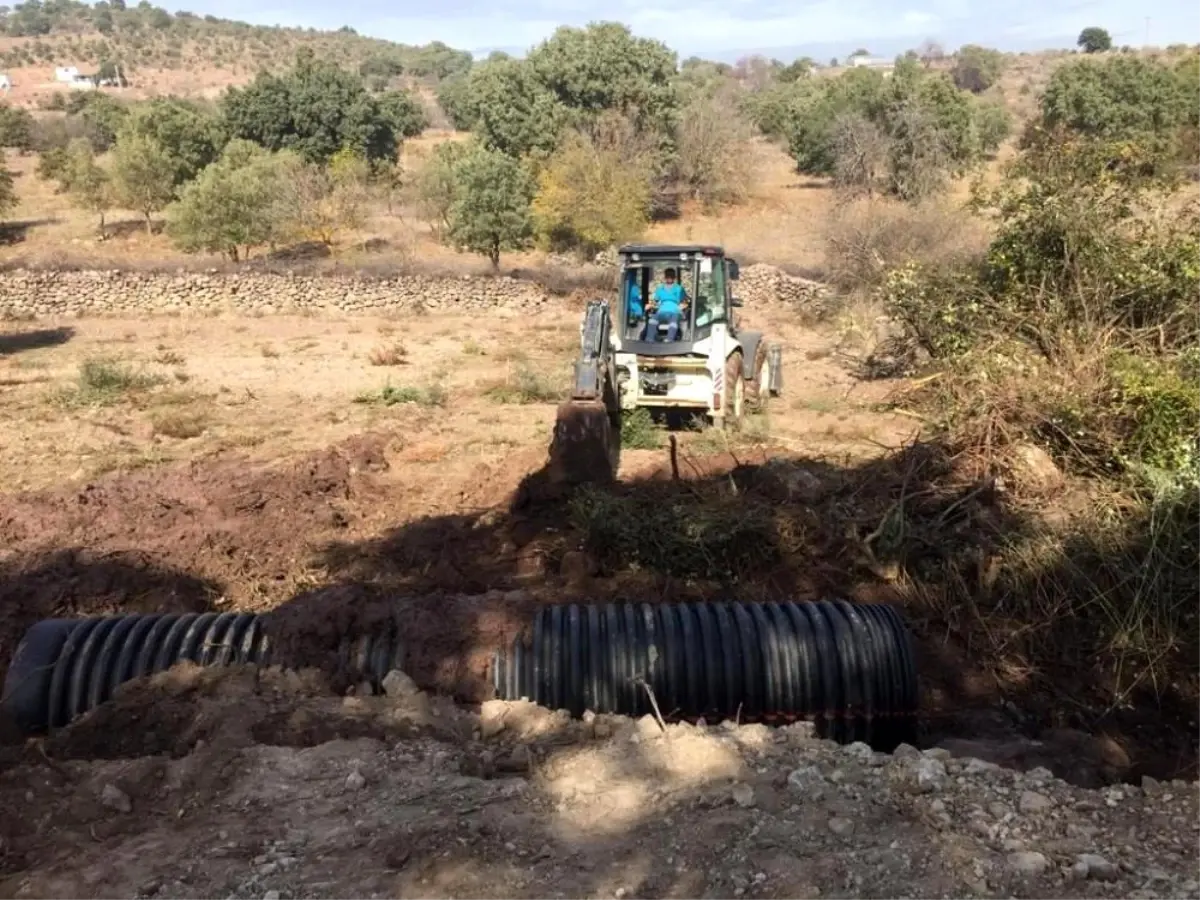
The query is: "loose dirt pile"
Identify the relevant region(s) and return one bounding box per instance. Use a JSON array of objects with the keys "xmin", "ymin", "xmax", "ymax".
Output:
[{"xmin": 0, "ymin": 666, "xmax": 1196, "ymax": 899}]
